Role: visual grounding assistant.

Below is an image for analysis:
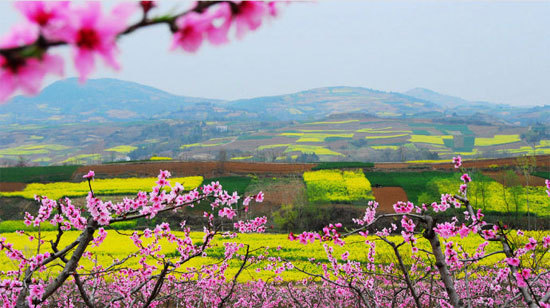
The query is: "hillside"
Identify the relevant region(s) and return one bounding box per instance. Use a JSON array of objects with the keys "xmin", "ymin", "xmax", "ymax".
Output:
[
  {"xmin": 2, "ymin": 78, "xmax": 549, "ymax": 126},
  {"xmin": 227, "ymin": 86, "xmax": 443, "ymax": 121},
  {"xmin": 0, "ymin": 78, "xmax": 227, "ymax": 124}
]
